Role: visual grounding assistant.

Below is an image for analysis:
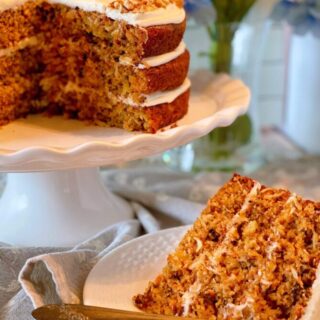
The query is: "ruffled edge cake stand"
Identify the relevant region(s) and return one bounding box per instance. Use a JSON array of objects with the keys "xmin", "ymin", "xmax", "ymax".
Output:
[{"xmin": 0, "ymin": 72, "xmax": 250, "ymax": 247}]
